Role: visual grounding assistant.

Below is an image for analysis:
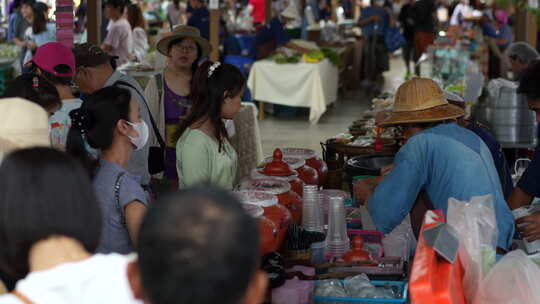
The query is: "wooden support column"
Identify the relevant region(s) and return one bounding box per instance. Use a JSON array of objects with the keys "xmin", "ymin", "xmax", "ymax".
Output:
[
  {"xmin": 87, "ymin": 0, "xmax": 101, "ymax": 45},
  {"xmin": 331, "ymin": 0, "xmax": 338, "ymax": 23},
  {"xmin": 209, "ymin": 9, "xmax": 220, "ymax": 61},
  {"xmin": 515, "ymin": 7, "xmax": 538, "ymax": 47},
  {"xmin": 265, "ymin": 0, "xmax": 272, "ymax": 23}
]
